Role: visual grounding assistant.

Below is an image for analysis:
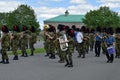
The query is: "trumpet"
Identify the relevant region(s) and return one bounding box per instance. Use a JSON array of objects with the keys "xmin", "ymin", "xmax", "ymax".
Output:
[{"xmin": 59, "ymin": 34, "xmax": 68, "ymax": 51}]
